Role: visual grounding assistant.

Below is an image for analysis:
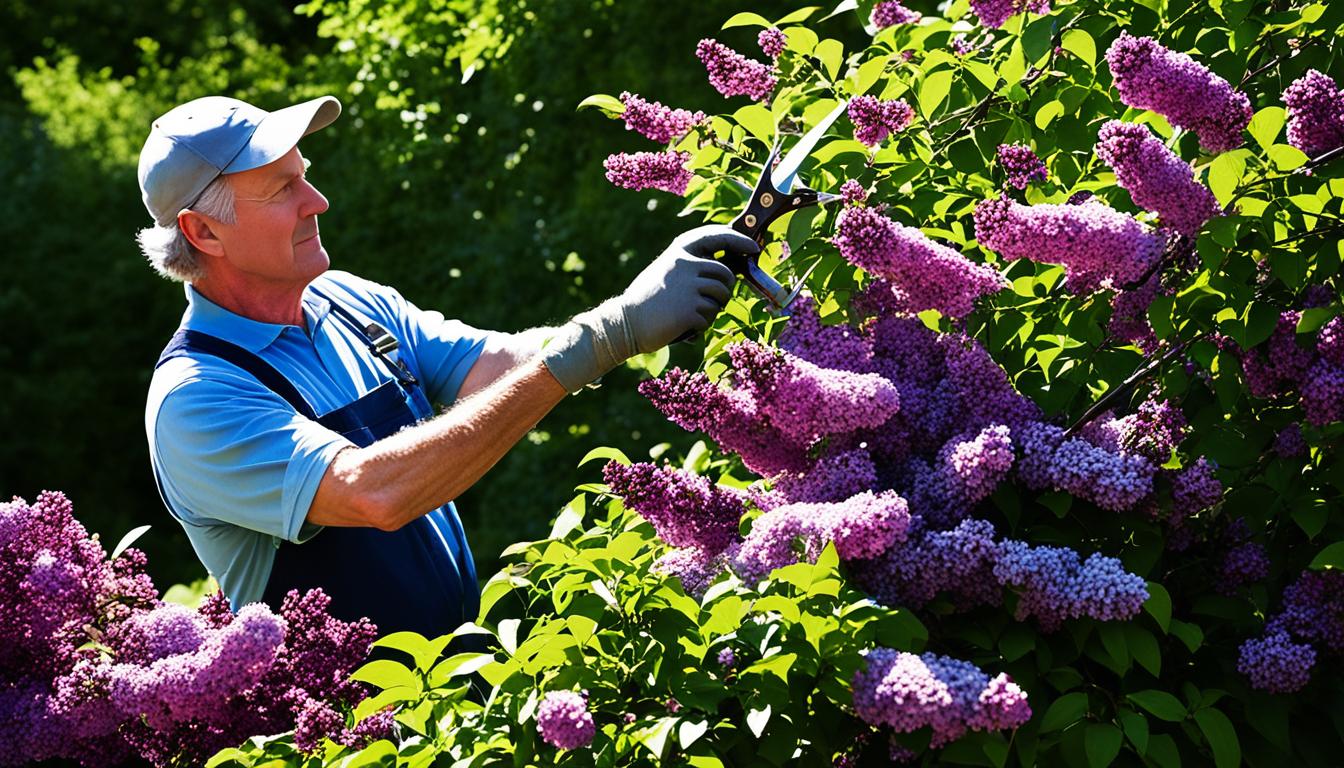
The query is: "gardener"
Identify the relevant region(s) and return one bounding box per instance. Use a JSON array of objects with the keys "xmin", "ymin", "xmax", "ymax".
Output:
[{"xmin": 139, "ymin": 95, "xmax": 755, "ymax": 639}]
